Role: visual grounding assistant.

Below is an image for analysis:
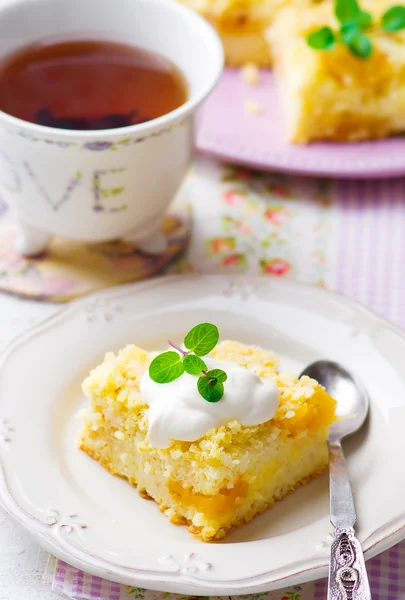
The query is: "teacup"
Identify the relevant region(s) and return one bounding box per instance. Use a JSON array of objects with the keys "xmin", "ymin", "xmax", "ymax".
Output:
[{"xmin": 0, "ymin": 0, "xmax": 223, "ymax": 256}]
